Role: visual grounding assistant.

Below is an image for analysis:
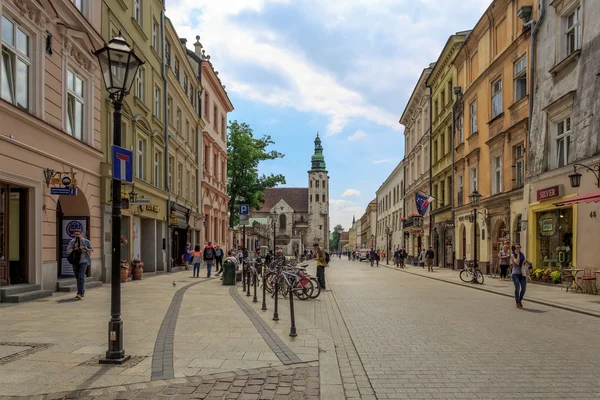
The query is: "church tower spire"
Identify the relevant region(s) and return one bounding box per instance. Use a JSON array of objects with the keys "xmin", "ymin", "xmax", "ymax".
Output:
[{"xmin": 311, "ymin": 132, "xmax": 326, "ymax": 170}]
